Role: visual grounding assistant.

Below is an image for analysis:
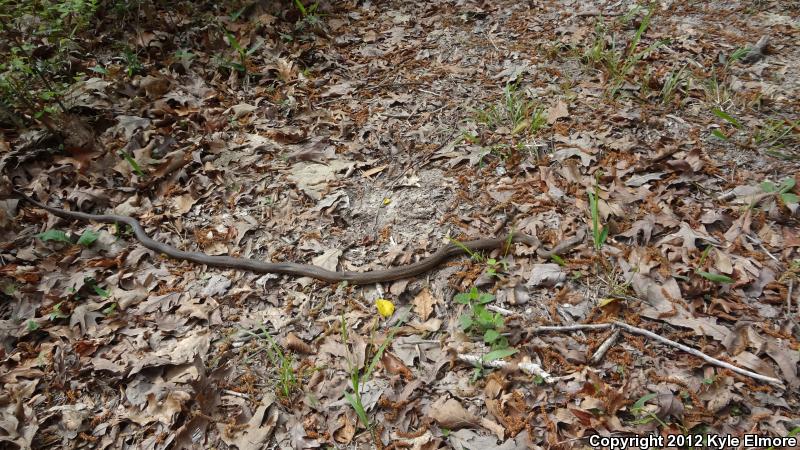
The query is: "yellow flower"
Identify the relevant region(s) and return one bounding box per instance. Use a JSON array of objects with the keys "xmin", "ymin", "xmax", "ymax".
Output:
[{"xmin": 375, "ymin": 298, "xmax": 395, "ymax": 318}]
